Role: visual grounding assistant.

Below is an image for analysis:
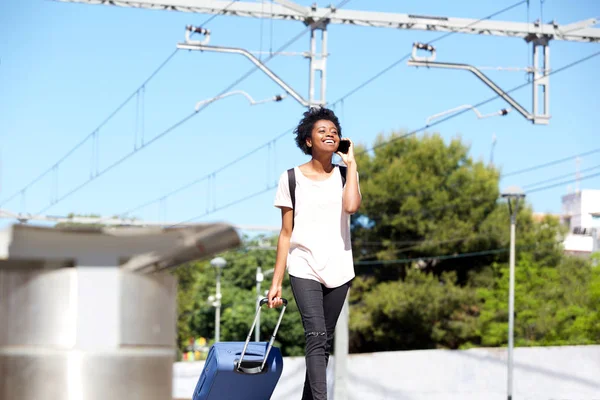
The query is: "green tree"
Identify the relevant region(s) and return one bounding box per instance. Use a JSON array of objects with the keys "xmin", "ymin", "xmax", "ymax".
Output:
[
  {"xmin": 352, "ymin": 132, "xmax": 502, "ymax": 283},
  {"xmin": 475, "ymin": 253, "xmax": 599, "ymax": 347},
  {"xmin": 349, "ymin": 269, "xmax": 479, "ymax": 352},
  {"xmin": 172, "ymin": 258, "xmax": 215, "ymax": 353},
  {"xmin": 348, "ymin": 131, "xmax": 573, "ymax": 353}
]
